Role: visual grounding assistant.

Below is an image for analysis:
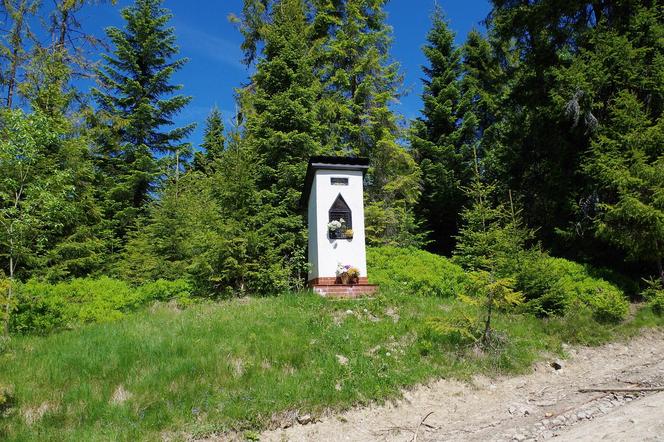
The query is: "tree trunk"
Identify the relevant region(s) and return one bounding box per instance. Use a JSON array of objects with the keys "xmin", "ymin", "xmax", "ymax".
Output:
[
  {"xmin": 175, "ymin": 150, "xmax": 180, "ymax": 198},
  {"xmin": 483, "ymin": 285, "xmax": 494, "ymax": 346},
  {"xmin": 57, "ymin": 7, "xmax": 68, "ymax": 51},
  {"xmin": 6, "ymin": 45, "xmax": 19, "ymax": 108},
  {"xmin": 4, "ymin": 255, "xmax": 13, "ymax": 336},
  {"xmin": 5, "ymin": 1, "xmax": 27, "ymax": 109},
  {"xmin": 657, "ymin": 257, "xmax": 664, "ymax": 287}
]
